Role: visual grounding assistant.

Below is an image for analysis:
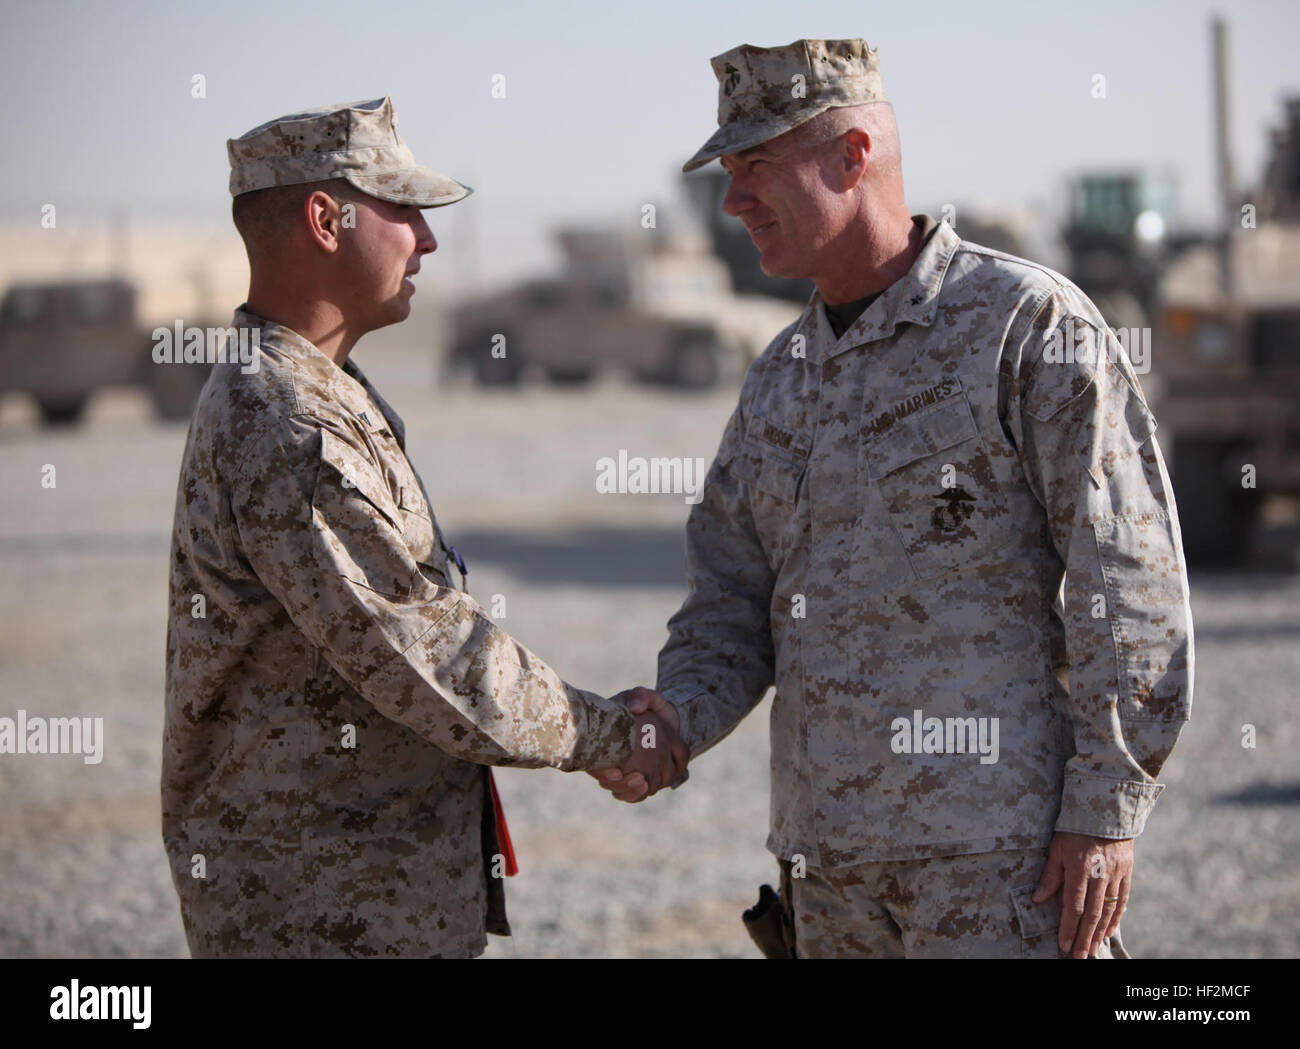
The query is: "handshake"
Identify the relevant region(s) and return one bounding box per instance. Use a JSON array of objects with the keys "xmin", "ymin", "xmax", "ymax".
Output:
[{"xmin": 587, "ymin": 686, "xmax": 689, "ymax": 803}]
